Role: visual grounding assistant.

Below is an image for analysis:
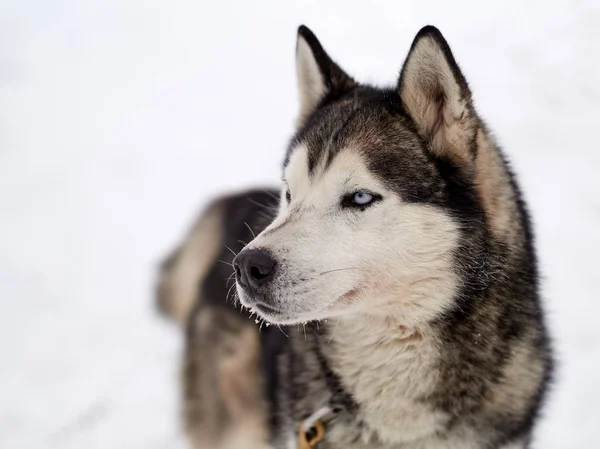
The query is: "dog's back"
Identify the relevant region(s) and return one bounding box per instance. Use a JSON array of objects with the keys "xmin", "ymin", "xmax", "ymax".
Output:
[{"xmin": 156, "ymin": 189, "xmax": 278, "ymax": 449}]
